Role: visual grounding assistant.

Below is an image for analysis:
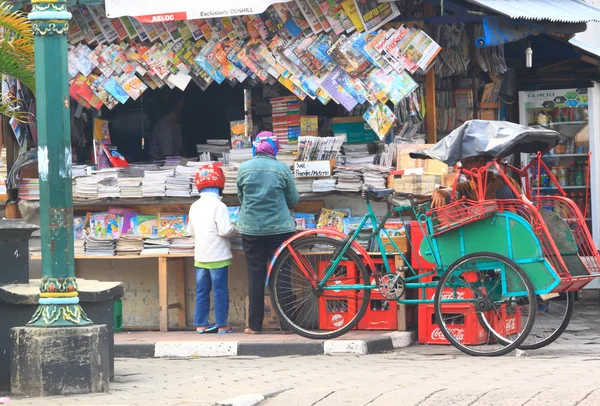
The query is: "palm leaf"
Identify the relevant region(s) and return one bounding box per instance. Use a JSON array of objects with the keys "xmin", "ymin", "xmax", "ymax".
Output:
[
  {"xmin": 0, "ymin": 2, "xmax": 33, "ymax": 42},
  {"xmin": 0, "ymin": 2, "xmax": 35, "ymax": 94},
  {"xmin": 0, "ymin": 99, "xmax": 29, "ymax": 122},
  {"xmin": 0, "ymin": 49, "xmax": 35, "ymax": 91}
]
